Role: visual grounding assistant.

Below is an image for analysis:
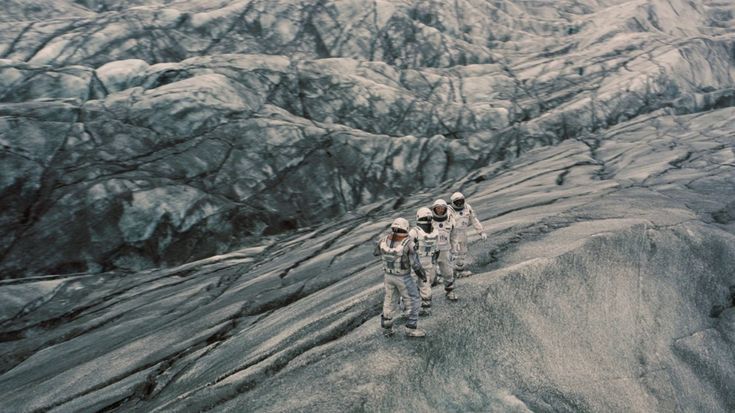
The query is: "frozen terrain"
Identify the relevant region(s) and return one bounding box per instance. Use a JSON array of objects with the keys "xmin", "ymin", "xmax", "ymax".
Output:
[
  {"xmin": 2, "ymin": 107, "xmax": 734, "ymax": 412},
  {"xmin": 0, "ymin": 0, "xmax": 734, "ymax": 412},
  {"xmin": 2, "ymin": 0, "xmax": 734, "ymax": 276}
]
